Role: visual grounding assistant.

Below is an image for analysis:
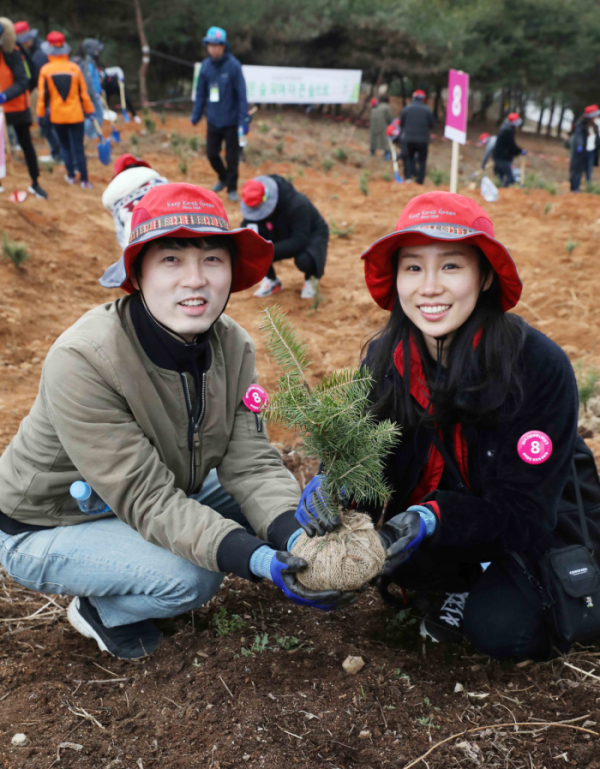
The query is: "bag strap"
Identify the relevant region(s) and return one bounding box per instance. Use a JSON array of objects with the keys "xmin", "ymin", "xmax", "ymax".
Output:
[{"xmin": 572, "ymin": 458, "xmax": 594, "ymax": 554}]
